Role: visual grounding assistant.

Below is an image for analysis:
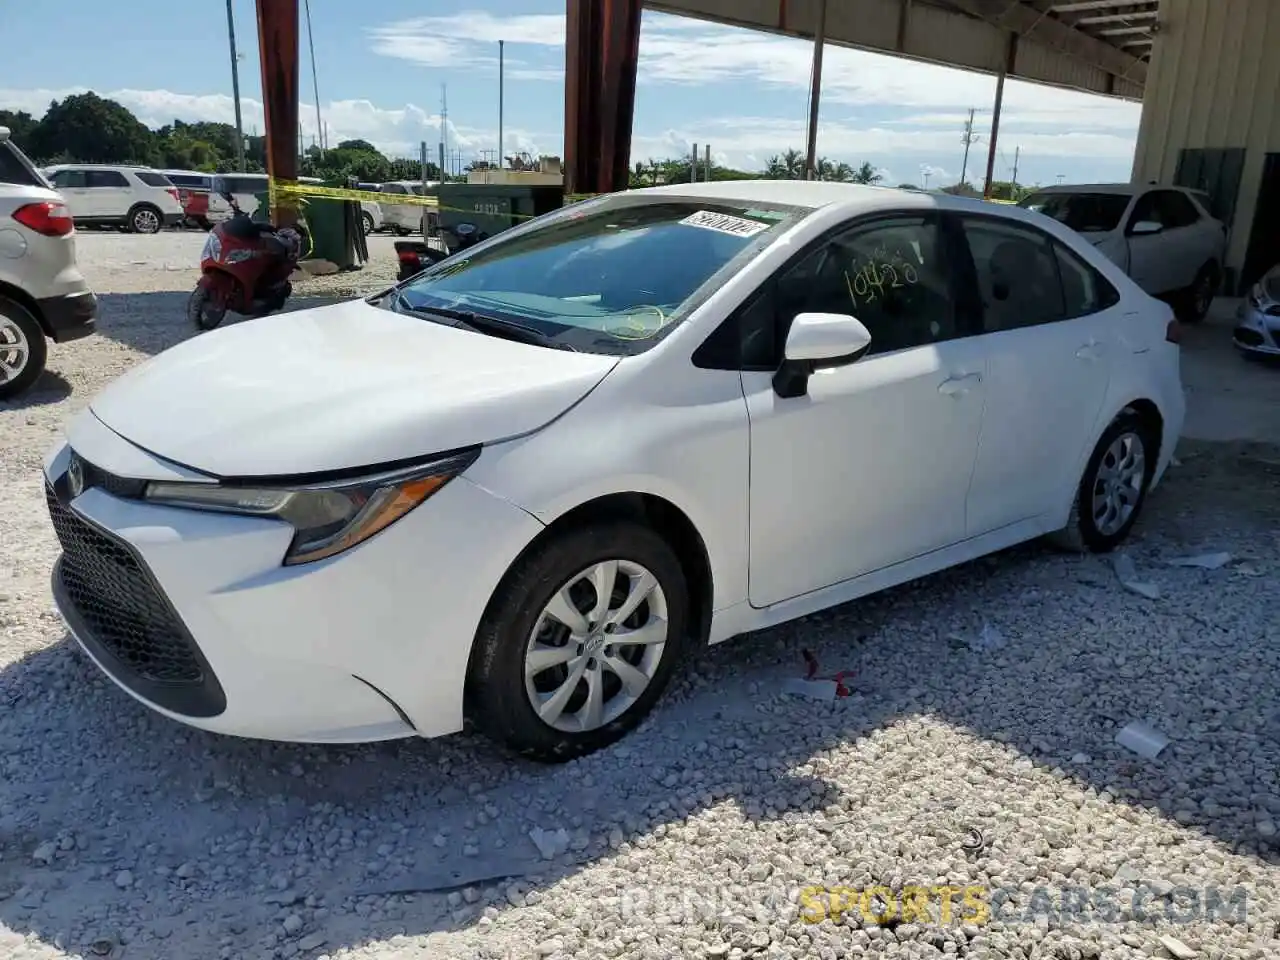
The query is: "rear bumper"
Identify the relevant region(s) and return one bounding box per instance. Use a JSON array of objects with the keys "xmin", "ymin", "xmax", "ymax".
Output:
[
  {"xmin": 163, "ymin": 213, "xmax": 185, "ymax": 227},
  {"xmin": 37, "ymin": 291, "xmax": 97, "ymax": 343}
]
